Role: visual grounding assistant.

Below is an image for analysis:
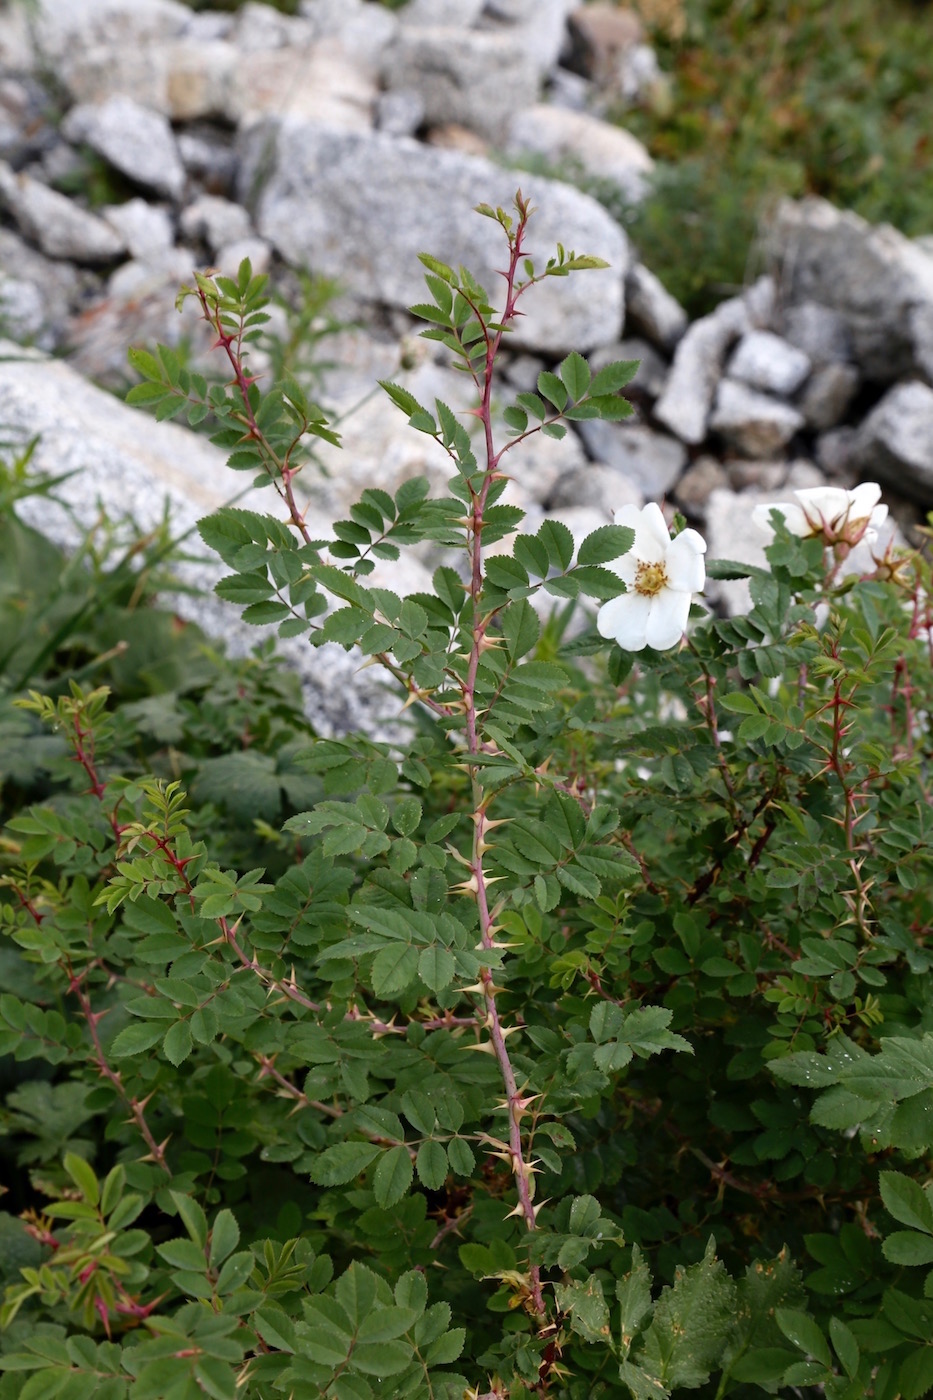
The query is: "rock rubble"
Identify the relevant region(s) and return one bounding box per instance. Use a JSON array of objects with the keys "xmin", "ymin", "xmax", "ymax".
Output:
[{"xmin": 0, "ymin": 0, "xmax": 924, "ymax": 727}]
